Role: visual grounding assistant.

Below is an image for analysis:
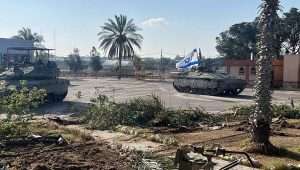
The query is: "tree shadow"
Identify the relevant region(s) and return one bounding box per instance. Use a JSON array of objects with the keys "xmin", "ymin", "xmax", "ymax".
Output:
[
  {"xmin": 276, "ymin": 147, "xmax": 300, "ymax": 161},
  {"xmin": 230, "ymin": 95, "xmax": 255, "ymax": 100},
  {"xmin": 66, "ymin": 77, "xmax": 88, "ymax": 82},
  {"xmin": 219, "ymin": 94, "xmax": 255, "ymax": 100}
]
